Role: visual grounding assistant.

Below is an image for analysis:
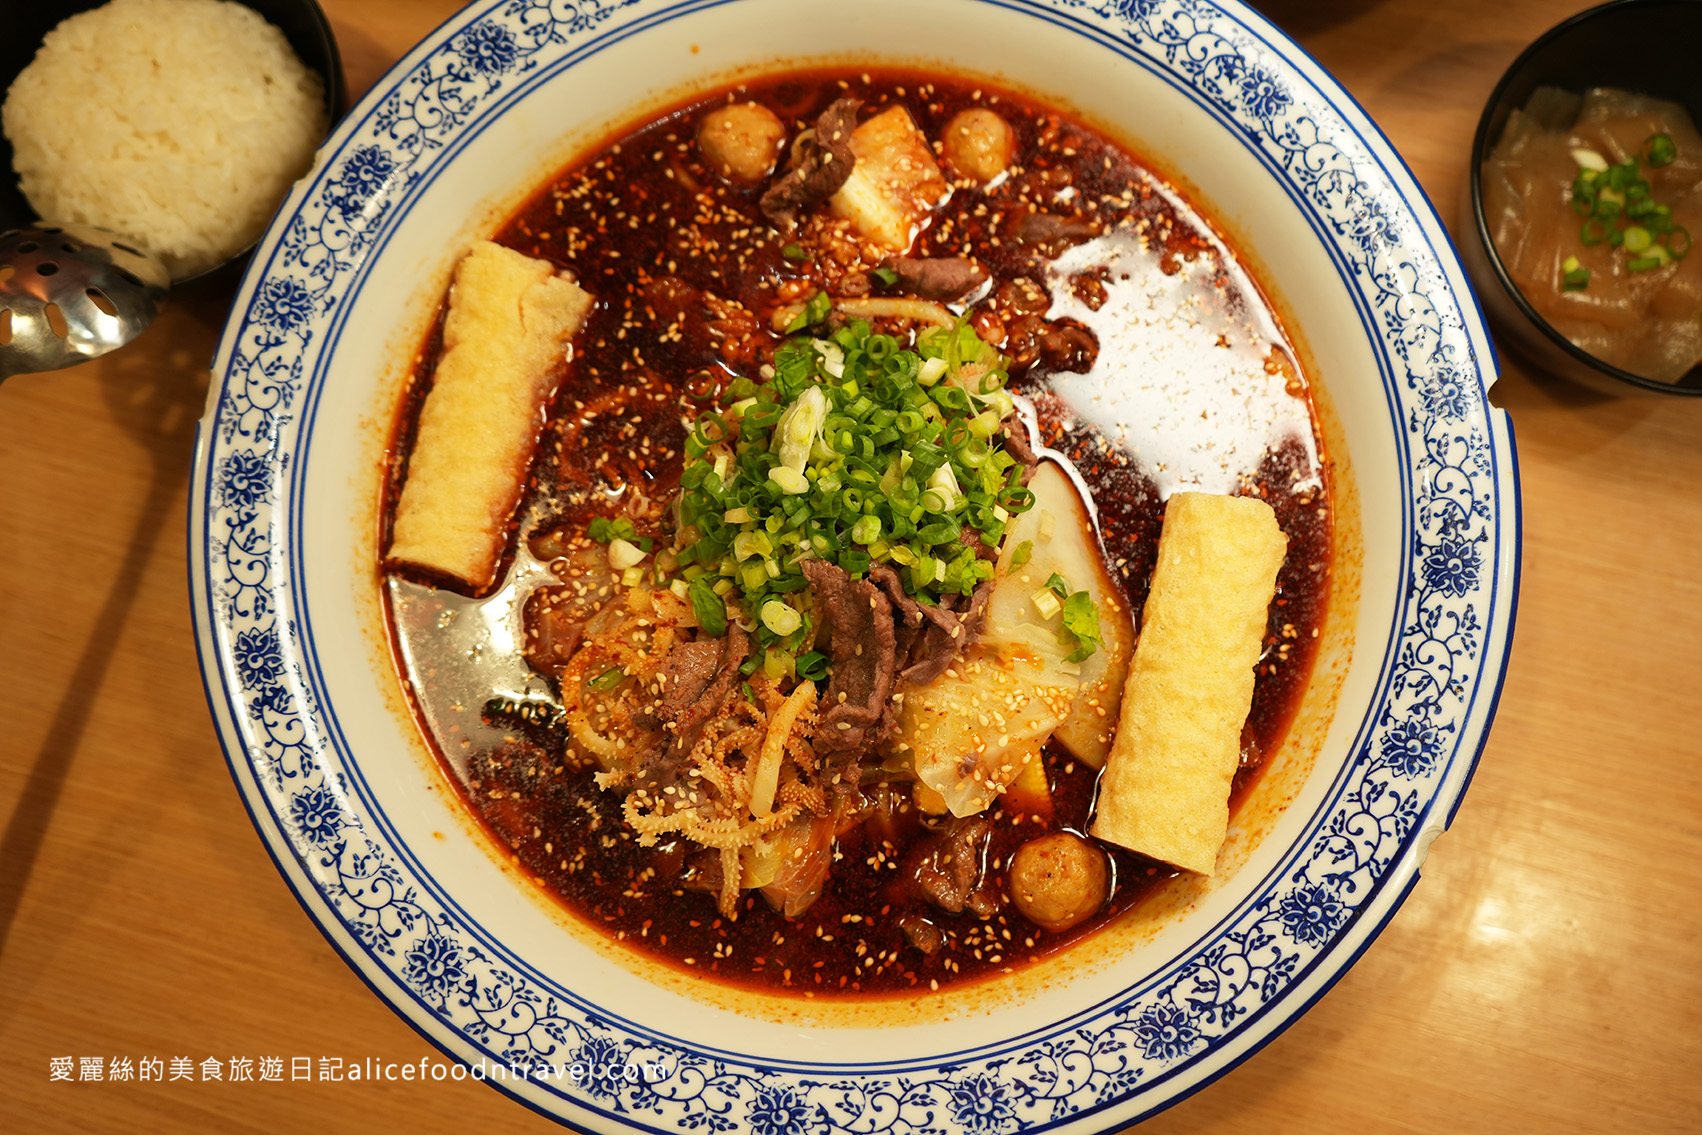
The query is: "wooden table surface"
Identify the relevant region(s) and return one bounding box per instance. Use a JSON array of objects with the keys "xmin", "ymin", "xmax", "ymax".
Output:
[{"xmin": 3, "ymin": 1, "xmax": 1697, "ymax": 1131}]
